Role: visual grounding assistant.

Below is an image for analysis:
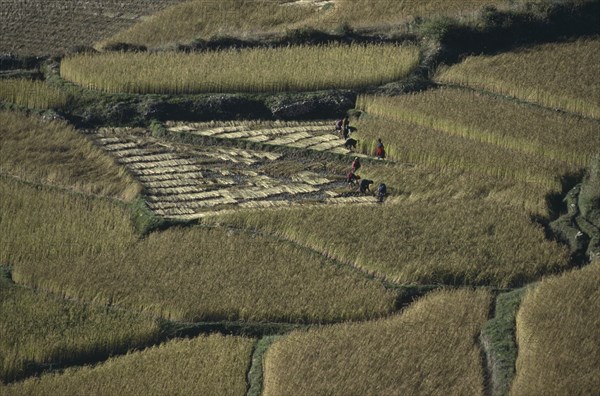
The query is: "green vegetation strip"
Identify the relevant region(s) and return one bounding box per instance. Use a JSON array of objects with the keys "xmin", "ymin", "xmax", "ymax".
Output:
[
  {"xmin": 480, "ymin": 288, "xmax": 527, "ymax": 396},
  {"xmin": 247, "ymin": 336, "xmax": 280, "ymax": 396},
  {"xmin": 60, "ymin": 44, "xmax": 419, "ymax": 94},
  {"xmin": 1, "ymin": 335, "xmax": 254, "ymax": 395}
]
